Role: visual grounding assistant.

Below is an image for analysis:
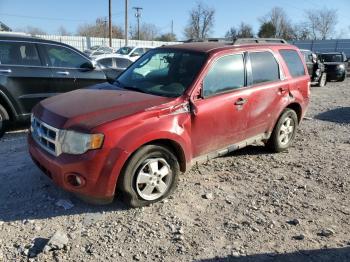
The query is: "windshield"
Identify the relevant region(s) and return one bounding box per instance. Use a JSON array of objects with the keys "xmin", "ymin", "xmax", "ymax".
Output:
[
  {"xmin": 321, "ymin": 54, "xmax": 343, "ymax": 63},
  {"xmin": 90, "ymin": 46, "xmax": 100, "ymax": 50},
  {"xmin": 116, "ymin": 47, "xmax": 134, "ymax": 55},
  {"xmin": 116, "ymin": 49, "xmax": 206, "ymax": 97}
]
